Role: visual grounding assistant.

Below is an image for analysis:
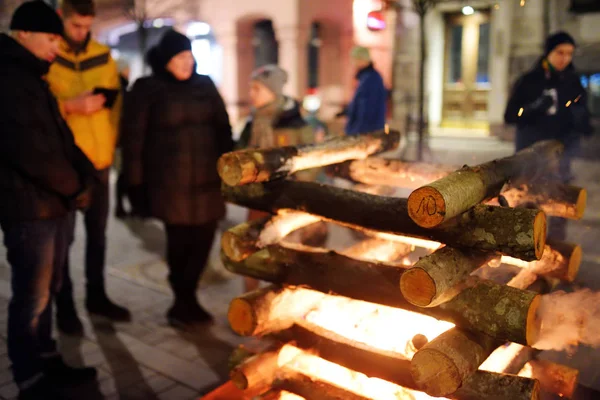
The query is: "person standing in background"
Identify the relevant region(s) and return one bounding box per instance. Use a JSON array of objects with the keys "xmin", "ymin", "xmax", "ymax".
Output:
[
  {"xmin": 47, "ymin": 0, "xmax": 130, "ymax": 336},
  {"xmin": 504, "ymin": 31, "xmax": 592, "ymax": 240},
  {"xmin": 344, "ymin": 46, "xmax": 387, "ymax": 136},
  {"xmin": 121, "ymin": 30, "xmax": 234, "ymax": 328},
  {"xmin": 0, "ymin": 3, "xmax": 99, "ymax": 398}
]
